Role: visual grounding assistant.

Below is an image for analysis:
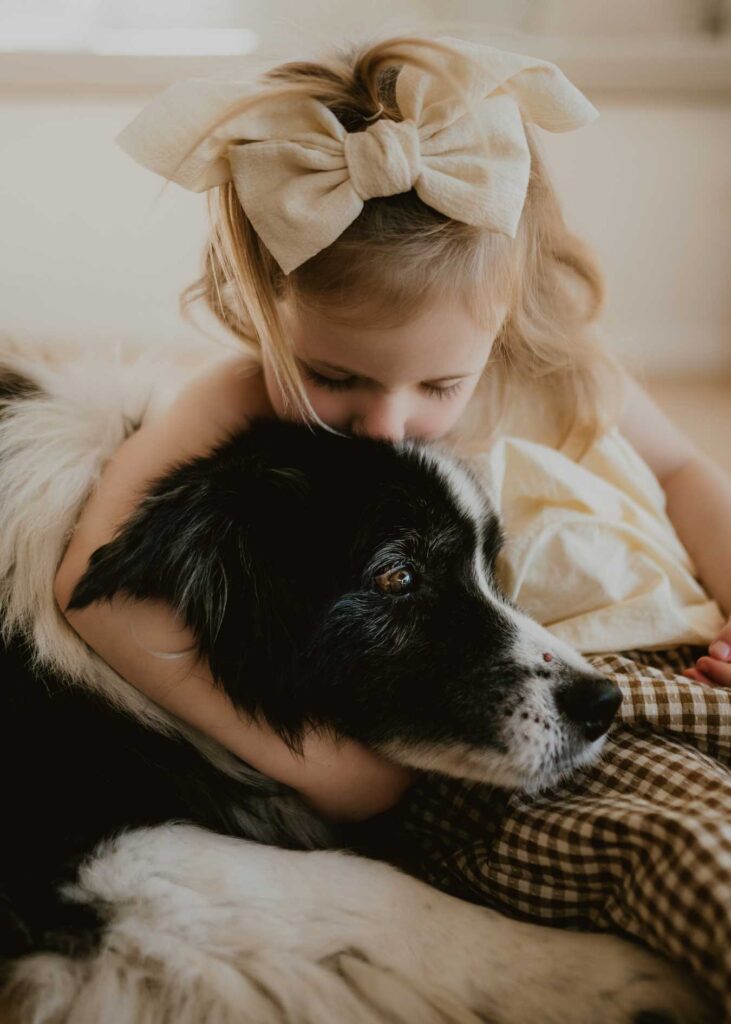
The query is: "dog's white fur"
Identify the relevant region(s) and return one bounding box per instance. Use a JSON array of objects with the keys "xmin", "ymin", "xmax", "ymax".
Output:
[{"xmin": 0, "ymin": 335, "xmax": 711, "ymax": 1023}]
